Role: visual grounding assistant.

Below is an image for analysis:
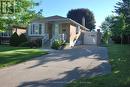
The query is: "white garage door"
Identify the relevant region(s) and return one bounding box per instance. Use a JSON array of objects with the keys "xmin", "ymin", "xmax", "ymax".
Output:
[{"xmin": 84, "ymin": 32, "xmax": 97, "ymax": 45}]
